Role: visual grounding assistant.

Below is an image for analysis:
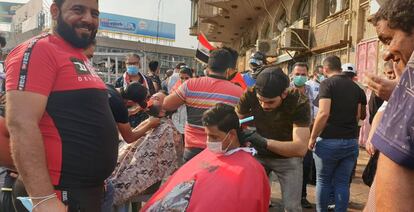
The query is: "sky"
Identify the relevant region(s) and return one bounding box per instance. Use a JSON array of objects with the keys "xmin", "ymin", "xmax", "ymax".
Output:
[{"xmin": 4, "ymin": 0, "xmax": 198, "ymax": 49}]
